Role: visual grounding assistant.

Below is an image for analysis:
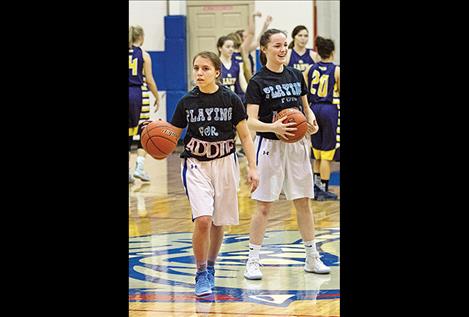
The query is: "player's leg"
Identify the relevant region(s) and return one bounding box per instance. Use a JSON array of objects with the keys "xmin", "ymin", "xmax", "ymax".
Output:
[
  {"xmin": 245, "ymin": 137, "xmax": 283, "ymax": 280},
  {"xmin": 182, "ymin": 157, "xmax": 216, "ymax": 296},
  {"xmin": 133, "ymin": 87, "xmax": 152, "ymax": 181},
  {"xmin": 293, "ymin": 197, "xmax": 330, "ymax": 274},
  {"xmin": 312, "ymin": 150, "xmax": 324, "ymax": 196},
  {"xmin": 312, "ymin": 104, "xmax": 338, "ymax": 200},
  {"xmin": 244, "ymin": 200, "xmax": 272, "ymax": 280},
  {"xmin": 192, "ymin": 215, "xmax": 213, "ymax": 296},
  {"xmin": 207, "ymin": 223, "xmax": 224, "ymax": 289},
  {"xmin": 129, "ymin": 87, "xmax": 142, "ymax": 183},
  {"xmin": 209, "ymin": 154, "xmax": 239, "ymax": 287}
]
